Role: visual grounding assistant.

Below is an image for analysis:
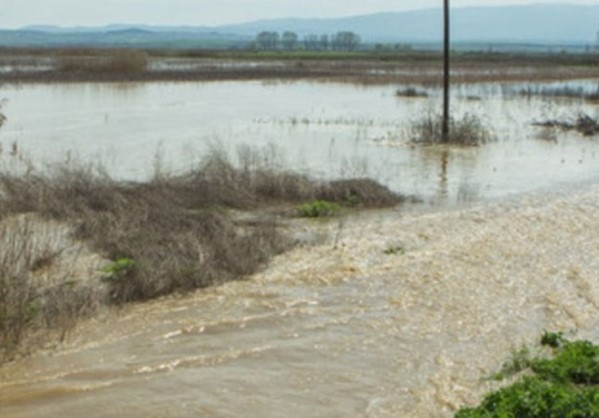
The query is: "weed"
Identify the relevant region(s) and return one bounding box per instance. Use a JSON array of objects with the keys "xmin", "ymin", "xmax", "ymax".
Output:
[
  {"xmin": 0, "ymin": 99, "xmax": 6, "ymax": 129},
  {"xmin": 541, "ymin": 330, "xmax": 566, "ymax": 348},
  {"xmin": 491, "ymin": 345, "xmax": 534, "ymax": 380},
  {"xmin": 456, "ymin": 334, "xmax": 599, "ymax": 417},
  {"xmin": 384, "ymin": 245, "xmax": 406, "ymax": 255},
  {"xmin": 57, "ymin": 49, "xmax": 149, "ymax": 74},
  {"xmin": 533, "ymin": 113, "xmax": 599, "ymax": 136},
  {"xmin": 409, "ymin": 112, "xmax": 494, "ymax": 146},
  {"xmin": 298, "ymin": 200, "xmax": 341, "ymax": 218},
  {"xmin": 396, "ymin": 87, "xmax": 428, "ymax": 98},
  {"xmin": 100, "ymin": 257, "xmax": 136, "ymax": 282}
]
